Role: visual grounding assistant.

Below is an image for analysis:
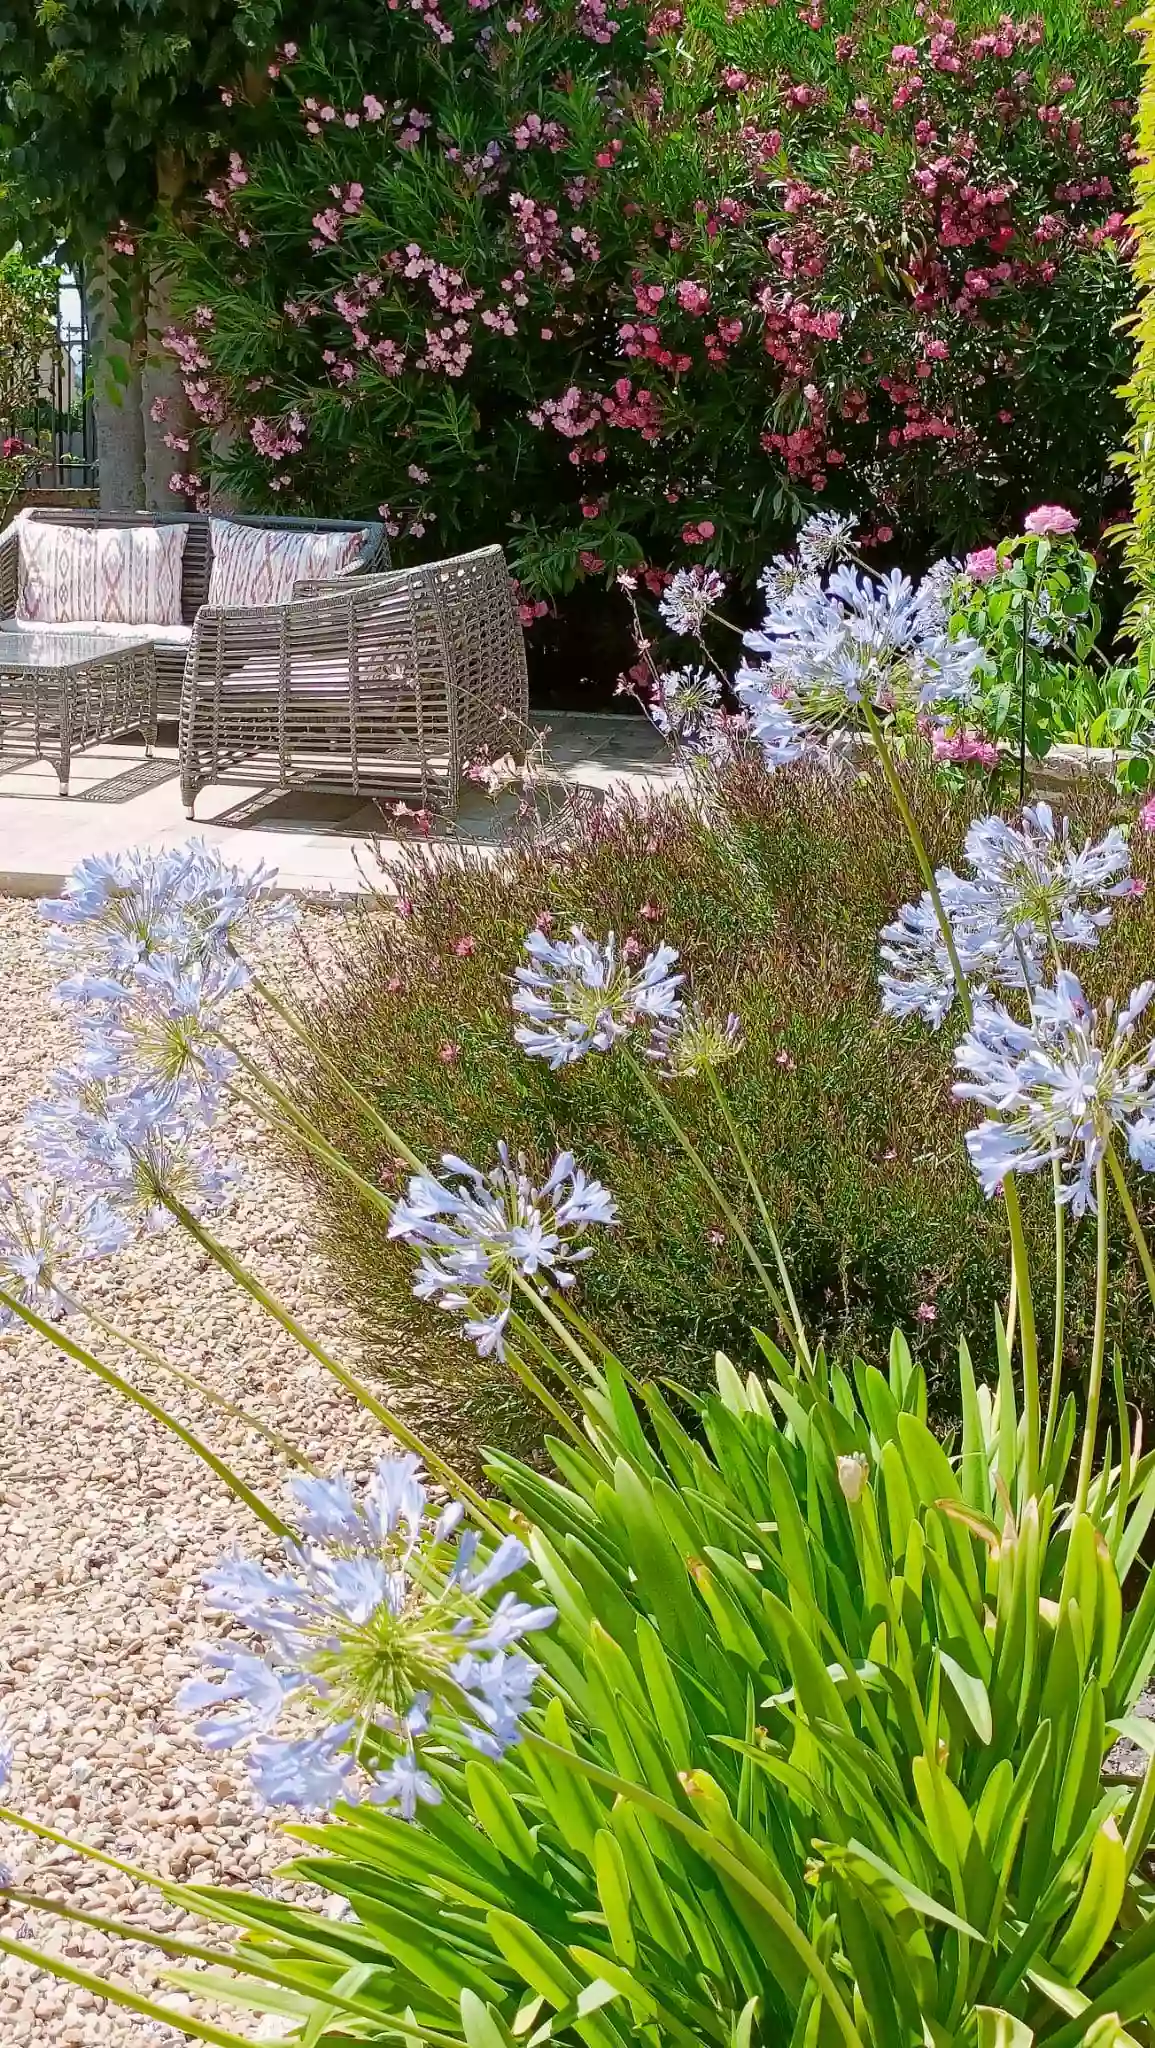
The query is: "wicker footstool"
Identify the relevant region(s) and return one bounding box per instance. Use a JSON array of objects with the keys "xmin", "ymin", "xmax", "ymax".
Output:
[{"xmin": 0, "ymin": 631, "xmax": 158, "ymax": 795}]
